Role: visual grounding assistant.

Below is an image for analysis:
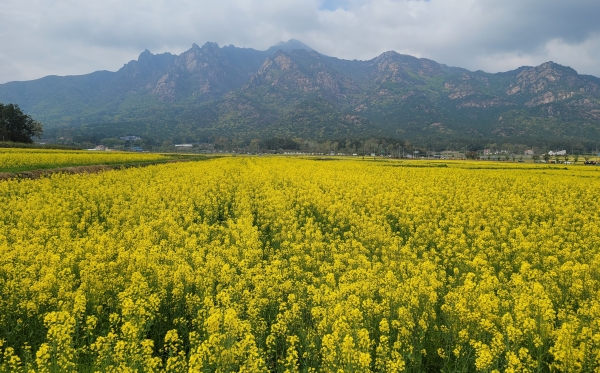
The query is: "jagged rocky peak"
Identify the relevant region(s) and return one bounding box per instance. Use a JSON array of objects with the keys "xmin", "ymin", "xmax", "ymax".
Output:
[
  {"xmin": 200, "ymin": 41, "xmax": 220, "ymax": 50},
  {"xmin": 138, "ymin": 49, "xmax": 153, "ymax": 60},
  {"xmin": 119, "ymin": 49, "xmax": 175, "ymax": 77},
  {"xmin": 175, "ymin": 42, "xmax": 229, "ymax": 72},
  {"xmin": 376, "ymin": 50, "xmax": 401, "ymax": 60},
  {"xmin": 373, "ymin": 50, "xmax": 443, "ymax": 77},
  {"xmin": 507, "ymin": 61, "xmax": 585, "ymax": 96},
  {"xmin": 374, "ymin": 51, "xmax": 404, "ymax": 73},
  {"xmin": 374, "ymin": 50, "xmax": 429, "ymax": 65},
  {"xmin": 518, "ymin": 61, "xmax": 570, "ymax": 81}
]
